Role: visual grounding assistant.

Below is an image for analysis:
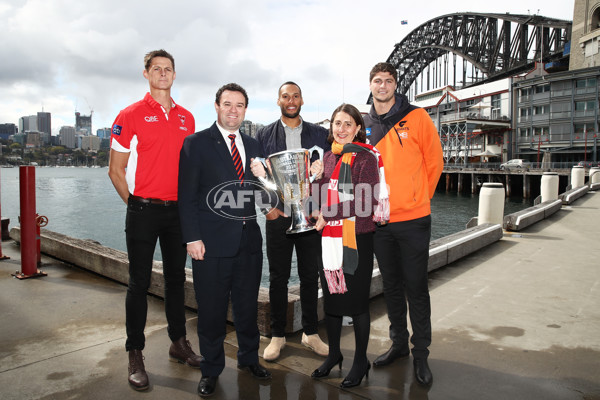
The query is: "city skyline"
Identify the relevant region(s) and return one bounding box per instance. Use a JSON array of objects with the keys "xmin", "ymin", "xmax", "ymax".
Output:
[{"xmin": 0, "ymin": 0, "xmax": 574, "ymax": 135}]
